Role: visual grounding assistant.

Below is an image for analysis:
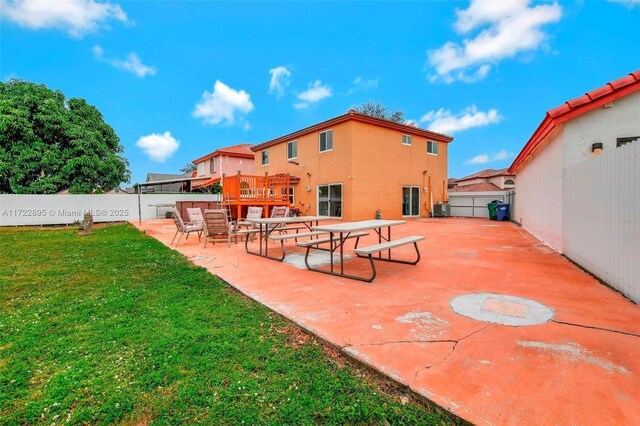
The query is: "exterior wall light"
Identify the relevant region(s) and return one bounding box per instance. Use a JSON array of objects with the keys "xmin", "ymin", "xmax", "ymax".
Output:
[{"xmin": 591, "ymin": 143, "xmax": 603, "ymax": 154}]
